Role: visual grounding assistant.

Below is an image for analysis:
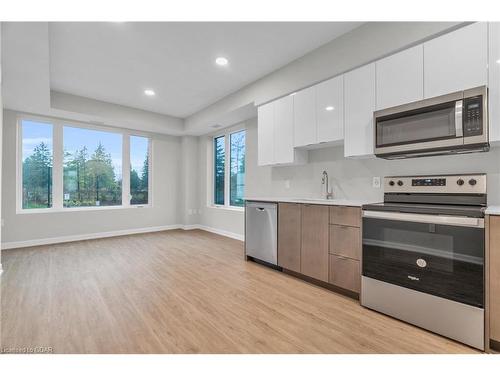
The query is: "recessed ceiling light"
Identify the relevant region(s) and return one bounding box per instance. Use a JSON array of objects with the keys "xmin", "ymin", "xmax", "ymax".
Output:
[
  {"xmin": 325, "ymin": 106, "xmax": 335, "ymax": 111},
  {"xmin": 215, "ymin": 57, "xmax": 229, "ymax": 66},
  {"xmin": 289, "ymin": 92, "xmax": 297, "ymax": 96},
  {"xmin": 144, "ymin": 89, "xmax": 155, "ymax": 96},
  {"xmin": 497, "ymin": 59, "xmax": 500, "ymax": 64}
]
